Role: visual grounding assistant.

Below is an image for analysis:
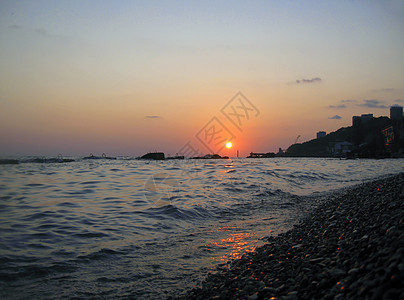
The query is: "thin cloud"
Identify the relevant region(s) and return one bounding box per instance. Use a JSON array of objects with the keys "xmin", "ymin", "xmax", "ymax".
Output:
[
  {"xmin": 35, "ymin": 28, "xmax": 52, "ymax": 38},
  {"xmin": 295, "ymin": 77, "xmax": 322, "ymax": 84},
  {"xmin": 328, "ymin": 99, "xmax": 358, "ymax": 109},
  {"xmin": 8, "ymin": 24, "xmax": 23, "ymax": 30},
  {"xmin": 145, "ymin": 115, "xmax": 162, "ymax": 119},
  {"xmin": 8, "ymin": 25, "xmax": 64, "ymax": 40},
  {"xmin": 357, "ymin": 99, "xmax": 388, "ymax": 109},
  {"xmin": 394, "ymin": 99, "xmax": 404, "ymax": 103},
  {"xmin": 329, "ymin": 115, "xmax": 342, "ymax": 120},
  {"xmin": 328, "ymin": 104, "xmax": 346, "ymax": 109},
  {"xmin": 370, "ymin": 88, "xmax": 396, "ymax": 93}
]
